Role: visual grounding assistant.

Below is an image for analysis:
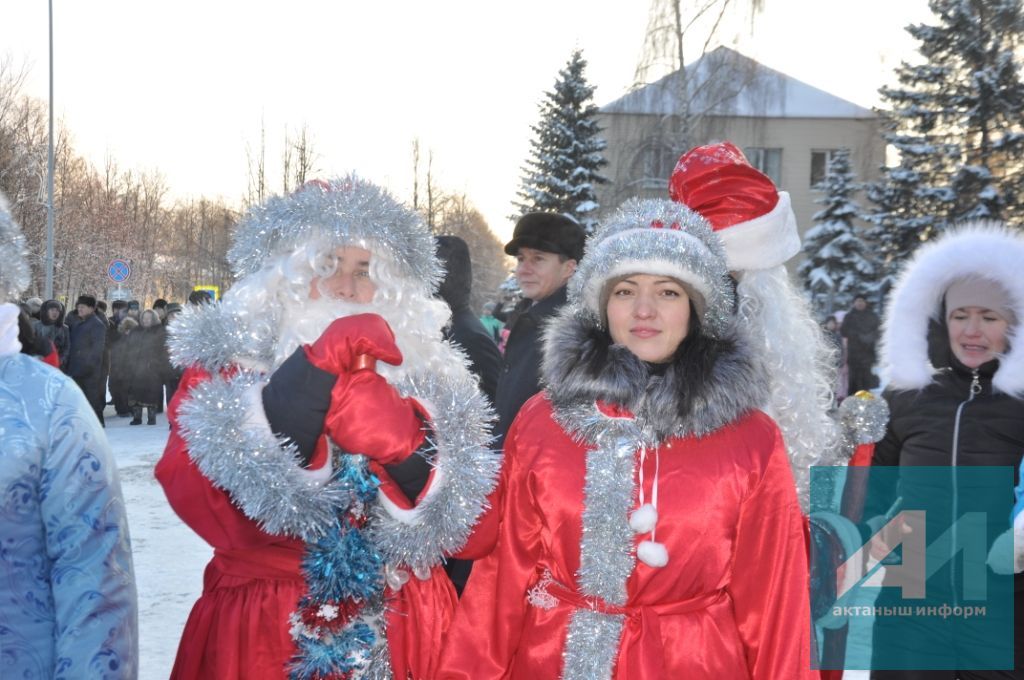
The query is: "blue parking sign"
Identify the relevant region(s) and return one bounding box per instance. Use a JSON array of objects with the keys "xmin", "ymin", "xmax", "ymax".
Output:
[{"xmin": 108, "ymin": 259, "xmax": 131, "ymax": 283}]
